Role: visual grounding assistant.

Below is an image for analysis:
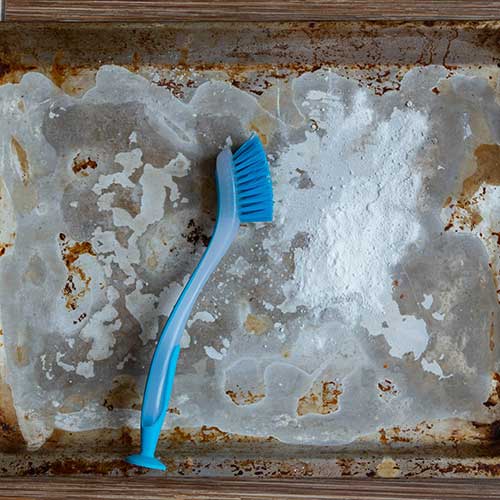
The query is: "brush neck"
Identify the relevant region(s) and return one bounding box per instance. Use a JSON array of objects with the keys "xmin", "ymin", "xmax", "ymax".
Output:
[{"xmin": 141, "ymin": 148, "xmax": 240, "ymax": 427}]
